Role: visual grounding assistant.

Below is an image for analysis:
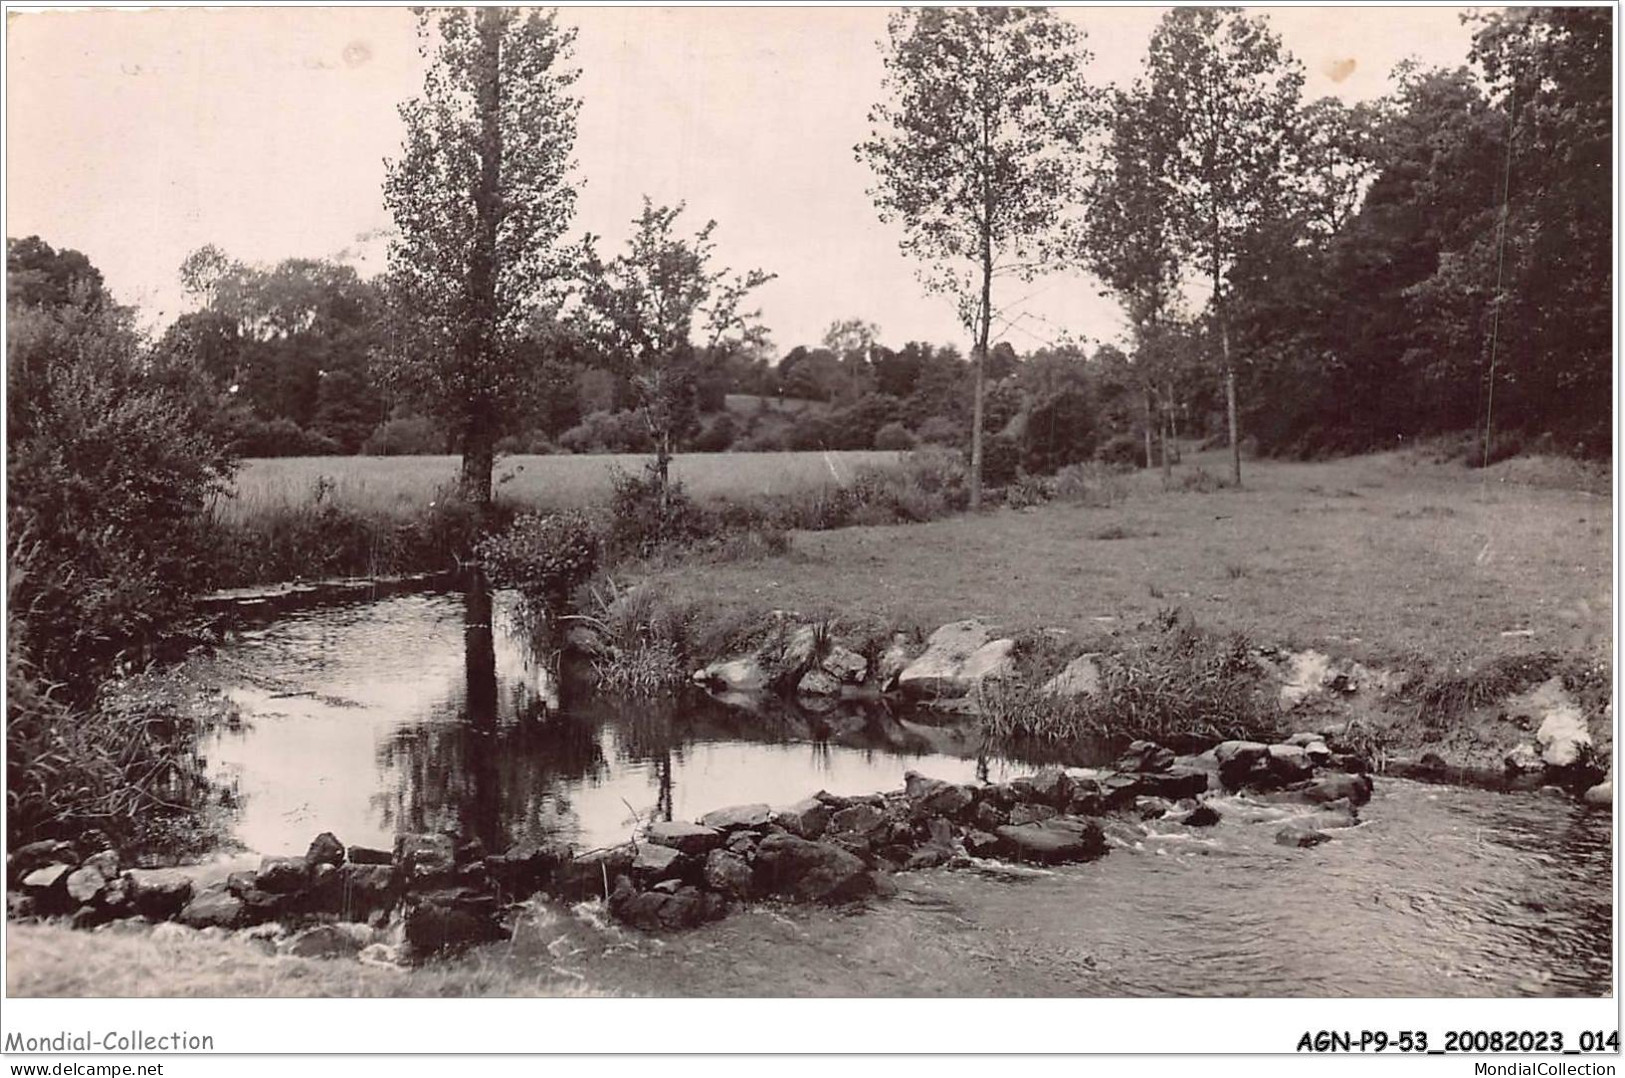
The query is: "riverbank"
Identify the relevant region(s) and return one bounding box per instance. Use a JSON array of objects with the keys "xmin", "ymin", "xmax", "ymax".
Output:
[{"xmin": 617, "ymin": 447, "xmax": 1612, "ymax": 769}]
